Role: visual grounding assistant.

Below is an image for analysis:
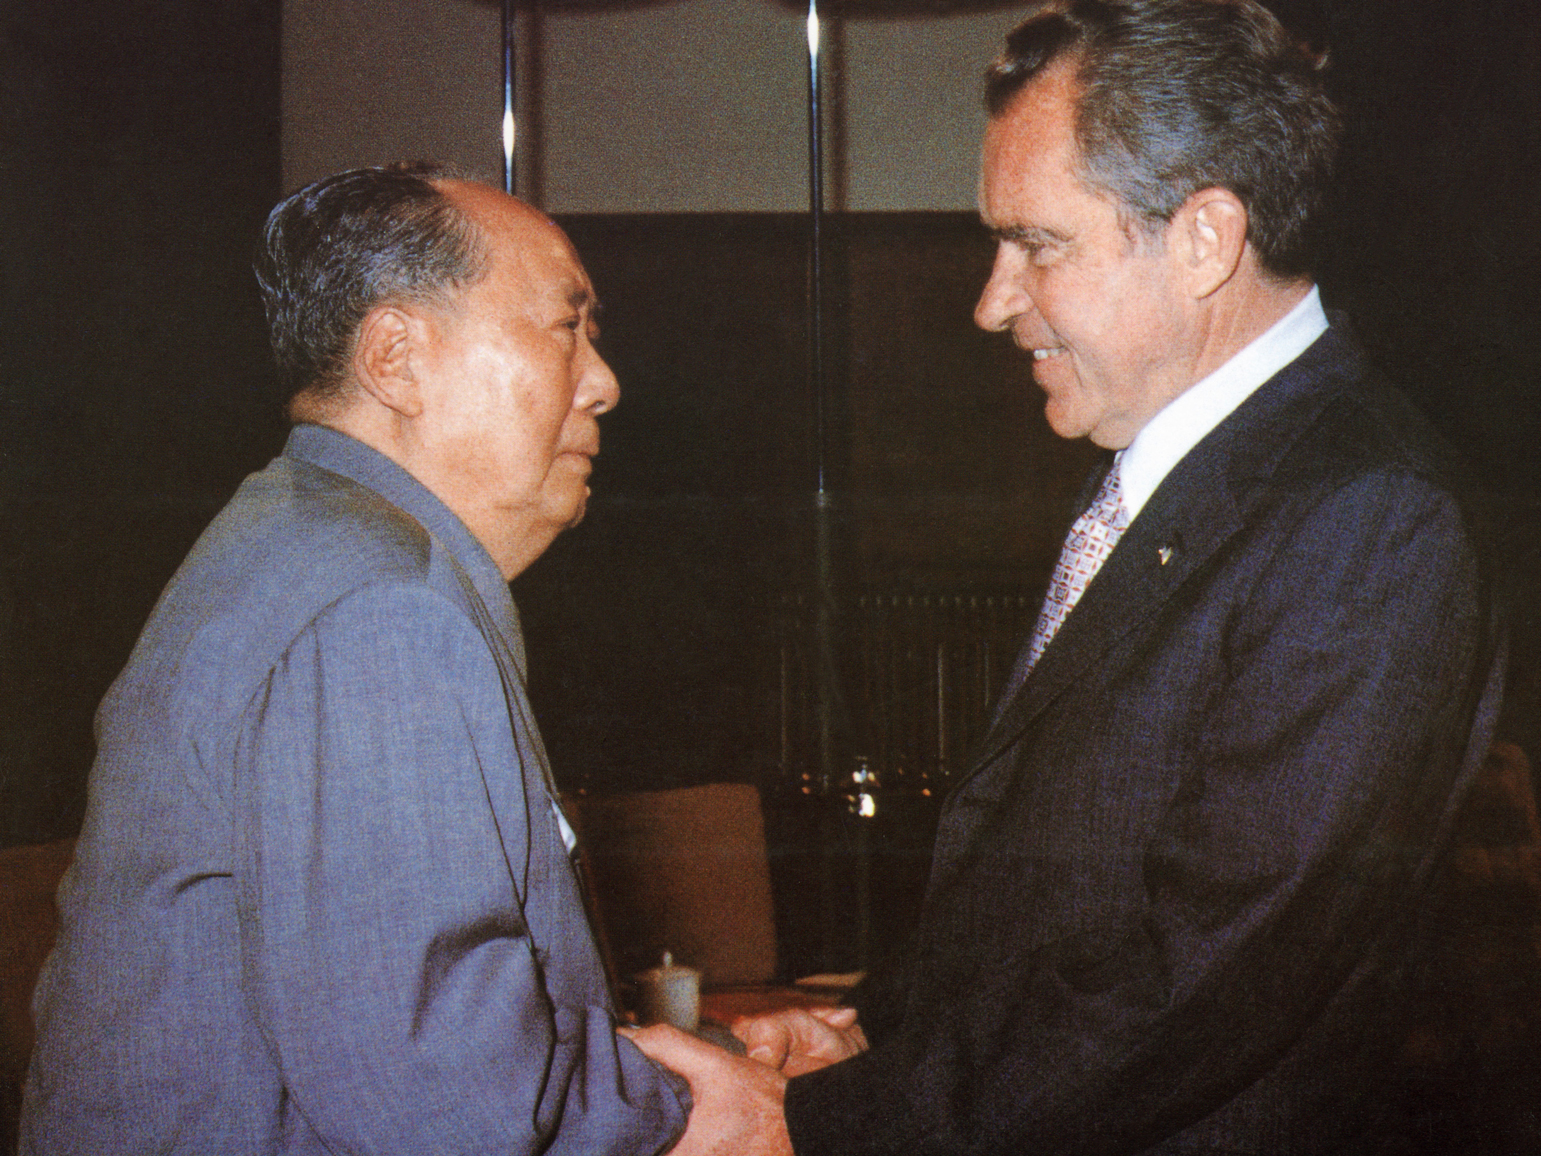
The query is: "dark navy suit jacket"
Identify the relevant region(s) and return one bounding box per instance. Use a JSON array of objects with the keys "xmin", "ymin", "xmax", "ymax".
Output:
[{"xmin": 785, "ymin": 320, "xmax": 1505, "ymax": 1155}]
